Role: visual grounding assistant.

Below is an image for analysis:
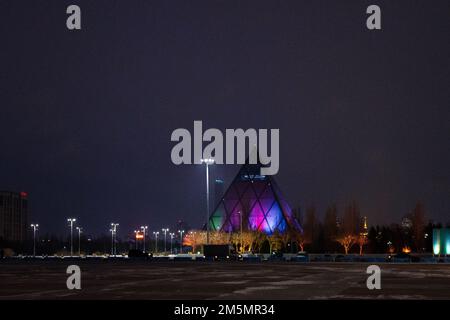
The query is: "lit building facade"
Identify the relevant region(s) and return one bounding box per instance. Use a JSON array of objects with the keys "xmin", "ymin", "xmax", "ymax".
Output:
[
  {"xmin": 214, "ymin": 179, "xmax": 224, "ymax": 207},
  {"xmin": 433, "ymin": 228, "xmax": 450, "ymax": 255},
  {"xmin": 0, "ymin": 191, "xmax": 28, "ymax": 242},
  {"xmin": 208, "ymin": 162, "xmax": 302, "ymax": 235}
]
